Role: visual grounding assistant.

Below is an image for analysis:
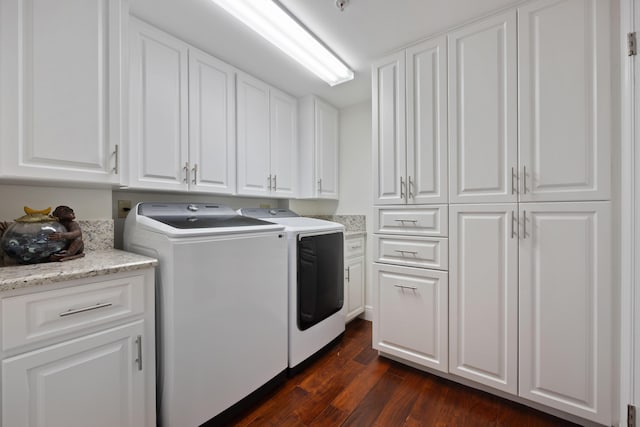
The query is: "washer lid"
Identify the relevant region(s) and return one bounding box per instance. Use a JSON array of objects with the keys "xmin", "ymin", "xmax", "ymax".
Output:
[{"xmin": 132, "ymin": 203, "xmax": 285, "ymax": 236}]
